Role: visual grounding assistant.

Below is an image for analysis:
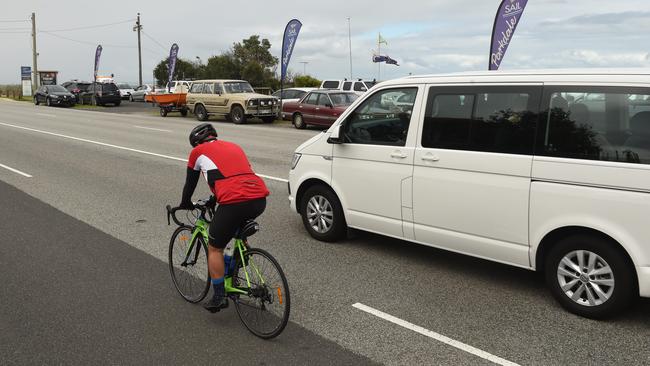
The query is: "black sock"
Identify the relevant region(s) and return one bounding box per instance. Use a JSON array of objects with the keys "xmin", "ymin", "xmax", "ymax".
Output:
[{"xmin": 211, "ymin": 277, "xmax": 224, "ymax": 300}]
